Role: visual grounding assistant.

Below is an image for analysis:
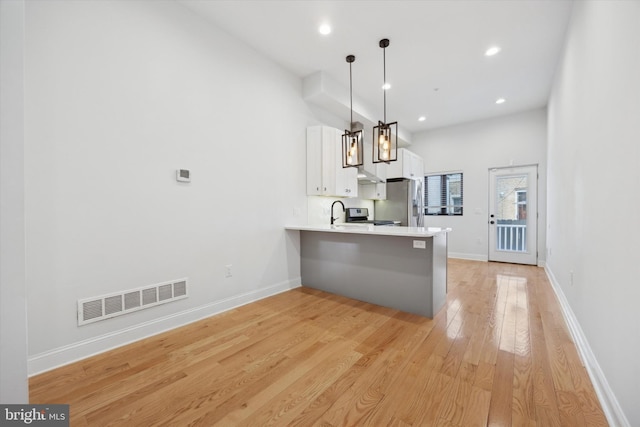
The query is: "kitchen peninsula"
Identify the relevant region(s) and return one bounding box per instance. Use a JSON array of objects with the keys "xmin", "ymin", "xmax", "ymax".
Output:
[{"xmin": 285, "ymin": 225, "xmax": 450, "ymax": 318}]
